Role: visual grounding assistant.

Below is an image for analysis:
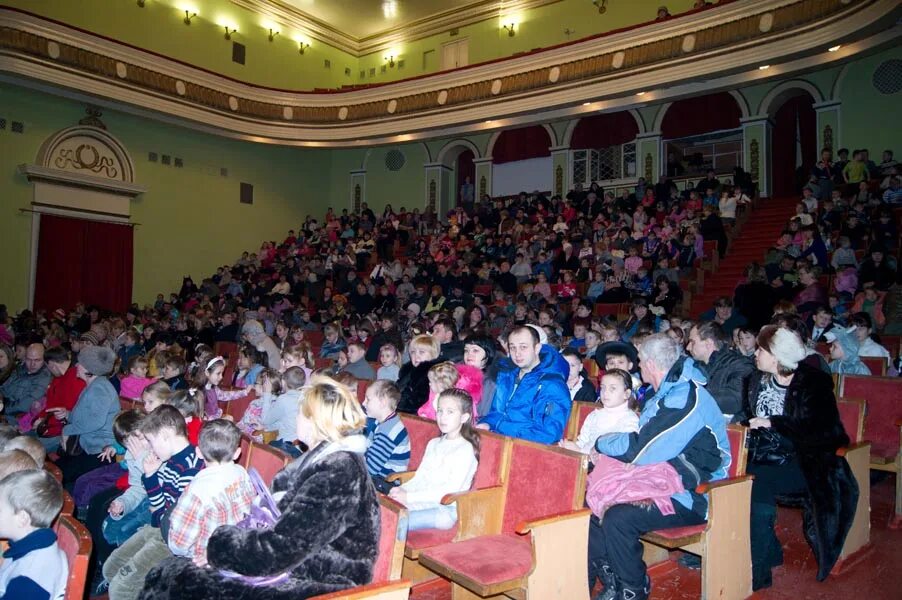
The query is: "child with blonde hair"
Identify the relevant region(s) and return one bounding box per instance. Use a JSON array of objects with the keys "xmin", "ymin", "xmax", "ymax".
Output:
[
  {"xmin": 120, "ymin": 356, "xmax": 156, "ymax": 400},
  {"xmin": 376, "ymin": 343, "xmax": 401, "ymax": 382},
  {"xmin": 418, "ymin": 362, "xmax": 459, "ymax": 420},
  {"xmin": 236, "ymin": 368, "xmax": 282, "ymax": 442},
  {"xmin": 261, "ymin": 367, "xmax": 307, "ymax": 456}
]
